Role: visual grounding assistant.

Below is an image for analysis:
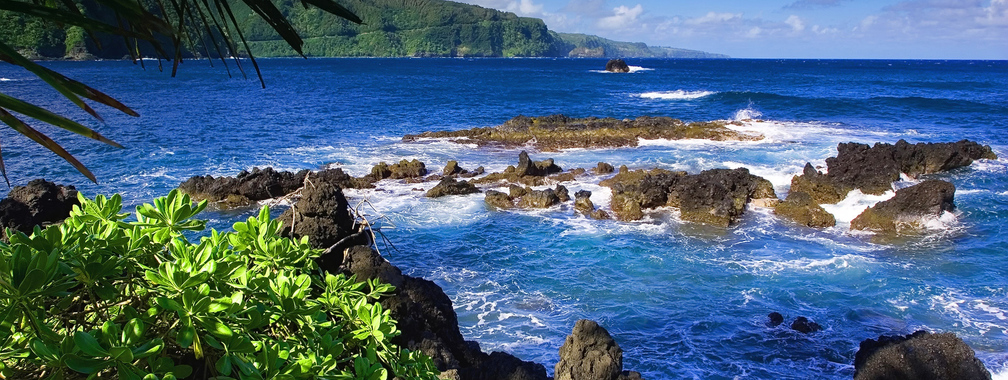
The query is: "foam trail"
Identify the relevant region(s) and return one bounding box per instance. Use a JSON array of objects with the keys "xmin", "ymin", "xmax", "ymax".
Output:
[
  {"xmin": 821, "ymin": 189, "xmax": 894, "ymax": 225},
  {"xmin": 640, "ymin": 90, "xmax": 715, "ymax": 100},
  {"xmin": 628, "ymin": 66, "xmax": 653, "ymax": 73}
]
